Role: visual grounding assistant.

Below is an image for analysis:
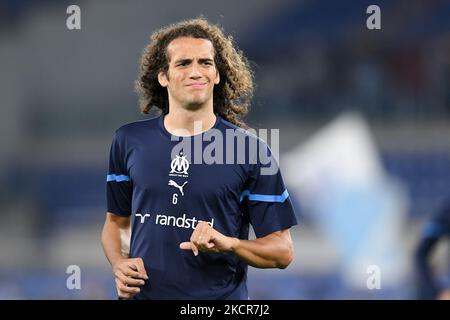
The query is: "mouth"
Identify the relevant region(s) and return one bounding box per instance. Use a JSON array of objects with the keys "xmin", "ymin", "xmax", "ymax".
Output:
[{"xmin": 186, "ymin": 83, "xmax": 207, "ymax": 89}]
